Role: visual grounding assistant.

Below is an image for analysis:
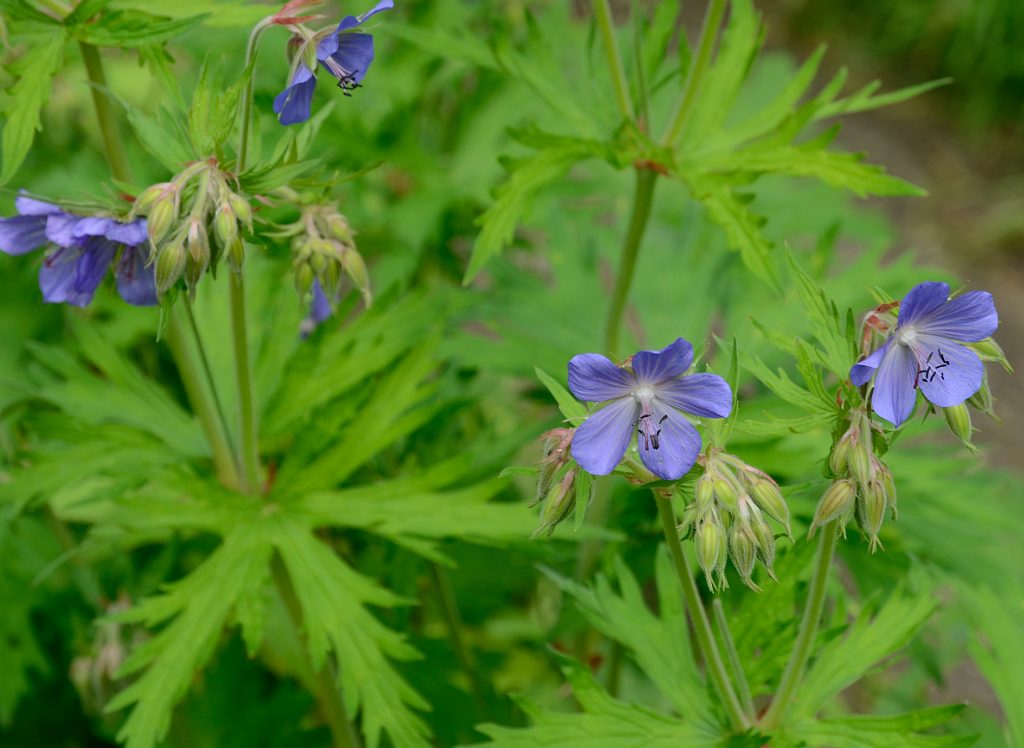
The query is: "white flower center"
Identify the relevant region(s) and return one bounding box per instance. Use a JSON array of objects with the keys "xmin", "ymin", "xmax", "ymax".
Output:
[
  {"xmin": 632, "ymin": 385, "xmax": 656, "ymax": 404},
  {"xmin": 895, "ymin": 325, "xmax": 918, "ymax": 347}
]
